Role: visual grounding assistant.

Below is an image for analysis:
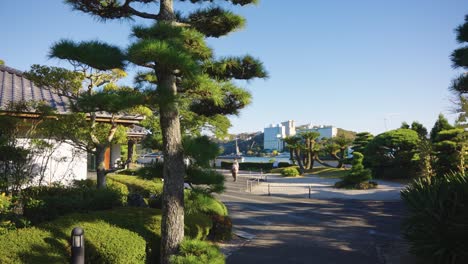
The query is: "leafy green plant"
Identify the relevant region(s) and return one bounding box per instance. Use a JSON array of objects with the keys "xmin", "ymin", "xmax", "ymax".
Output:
[
  {"xmin": 184, "ymin": 190, "xmax": 228, "ymax": 217},
  {"xmin": 108, "ymin": 174, "xmax": 163, "ymax": 198},
  {"xmin": 401, "ymin": 172, "xmax": 468, "ymax": 263},
  {"xmin": 281, "ymin": 167, "xmax": 300, "ymax": 177},
  {"xmin": 334, "ymin": 152, "xmax": 375, "ymax": 189},
  {"xmin": 22, "ymin": 181, "xmax": 127, "ymax": 224},
  {"xmin": 170, "ymin": 239, "xmax": 225, "ymax": 264},
  {"xmin": 208, "ymin": 215, "xmax": 232, "ymax": 241}
]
